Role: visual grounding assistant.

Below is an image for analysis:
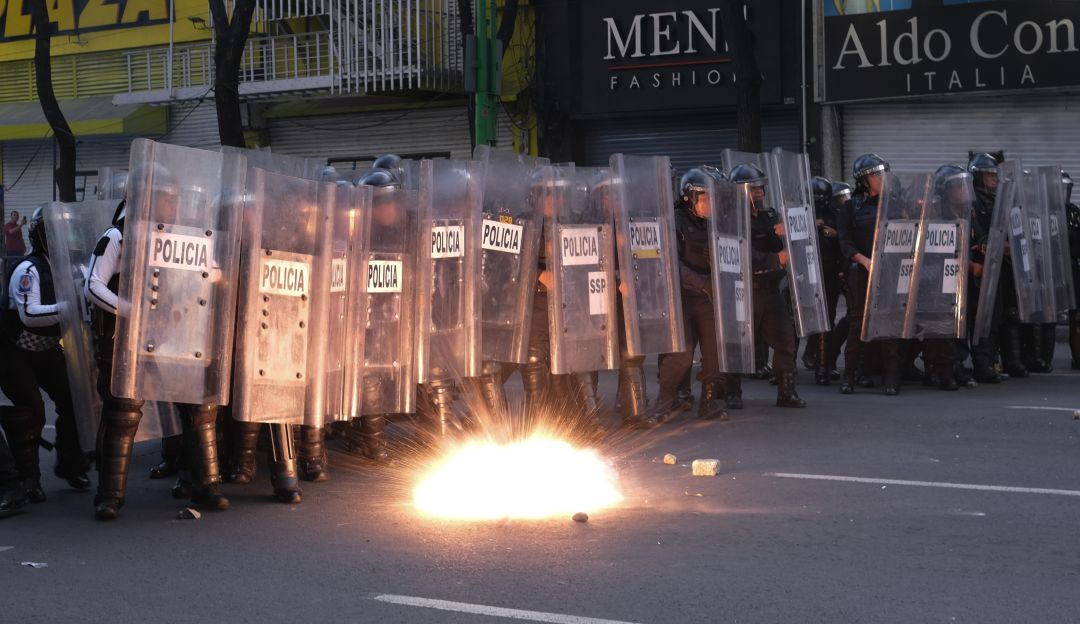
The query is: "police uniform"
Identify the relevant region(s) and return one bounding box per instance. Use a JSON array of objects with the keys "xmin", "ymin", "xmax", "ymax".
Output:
[
  {"xmin": 1, "ymin": 217, "xmax": 90, "ymax": 502},
  {"xmin": 967, "ymin": 167, "xmax": 1007, "ymax": 383},
  {"xmin": 86, "ymin": 204, "xmax": 228, "ymax": 520}
]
